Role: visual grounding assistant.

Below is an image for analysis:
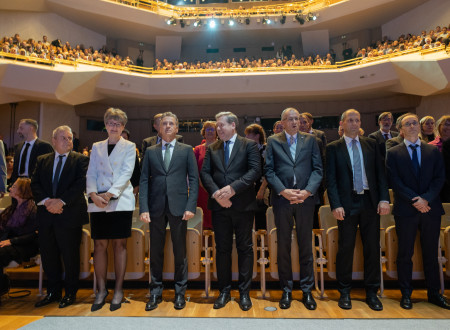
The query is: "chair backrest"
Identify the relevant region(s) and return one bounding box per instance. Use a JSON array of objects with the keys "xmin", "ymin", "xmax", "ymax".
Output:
[
  {"xmin": 318, "ymin": 205, "xmax": 336, "ymax": 251},
  {"xmin": 79, "ymin": 229, "xmax": 91, "ymax": 279},
  {"xmin": 326, "ymin": 226, "xmax": 364, "ymax": 280},
  {"xmin": 323, "ymin": 190, "xmax": 329, "ymax": 205},
  {"xmin": 107, "ymin": 228, "xmax": 145, "ymax": 280},
  {"xmin": 162, "ymin": 227, "xmax": 202, "ymax": 280},
  {"xmin": 441, "ymin": 203, "xmax": 450, "ymax": 228},
  {"xmin": 384, "ymin": 225, "xmax": 424, "ymax": 279},
  {"xmin": 267, "ymin": 228, "xmax": 314, "ymax": 280},
  {"xmin": 445, "ymin": 226, "xmax": 450, "ymax": 277},
  {"xmin": 266, "ymin": 207, "xmax": 275, "ymax": 233},
  {"xmin": 388, "ymin": 189, "xmax": 394, "ymax": 204},
  {"xmin": 0, "ymin": 194, "xmax": 12, "ymax": 209},
  {"xmin": 380, "ymin": 204, "xmax": 395, "ymax": 251}
]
